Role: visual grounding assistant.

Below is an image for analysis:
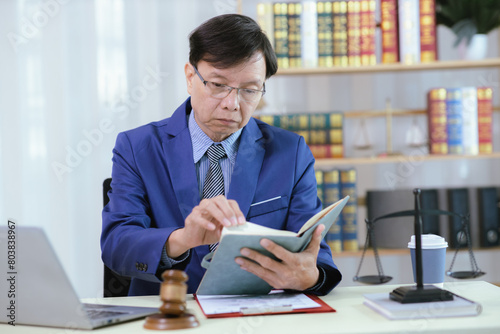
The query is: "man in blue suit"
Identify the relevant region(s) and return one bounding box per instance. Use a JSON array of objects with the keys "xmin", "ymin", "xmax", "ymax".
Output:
[{"xmin": 101, "ymin": 14, "xmax": 342, "ymax": 296}]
